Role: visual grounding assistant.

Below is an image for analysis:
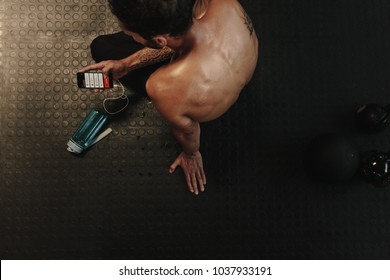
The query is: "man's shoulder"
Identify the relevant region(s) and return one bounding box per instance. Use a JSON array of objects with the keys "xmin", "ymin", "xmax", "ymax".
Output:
[
  {"xmin": 146, "ymin": 63, "xmax": 192, "ymax": 98},
  {"xmin": 145, "ymin": 69, "xmax": 171, "ymax": 99},
  {"xmin": 145, "ymin": 66, "xmax": 192, "ymax": 125}
]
